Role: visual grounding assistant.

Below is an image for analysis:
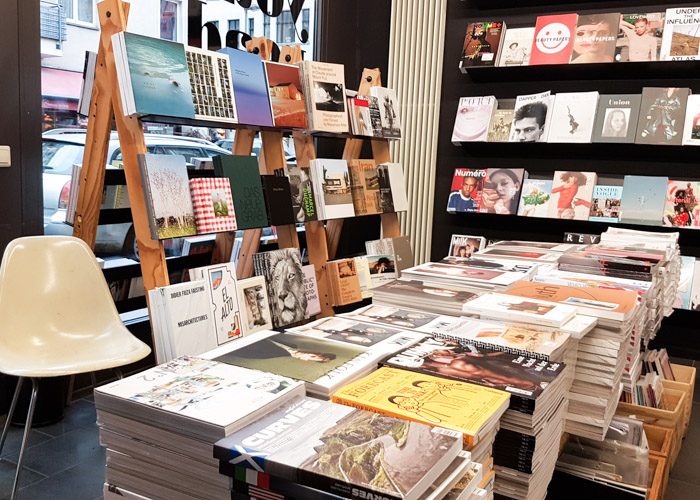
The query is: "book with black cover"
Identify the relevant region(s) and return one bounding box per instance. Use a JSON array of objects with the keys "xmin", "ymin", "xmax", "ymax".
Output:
[
  {"xmin": 635, "ymin": 87, "xmax": 690, "ymax": 145},
  {"xmin": 460, "ymin": 22, "xmax": 506, "ymax": 70},
  {"xmin": 261, "ymin": 175, "xmax": 296, "ymax": 226},
  {"xmin": 213, "ymin": 155, "xmax": 268, "ymax": 229},
  {"xmin": 286, "ymin": 163, "xmax": 318, "ymax": 223}
]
